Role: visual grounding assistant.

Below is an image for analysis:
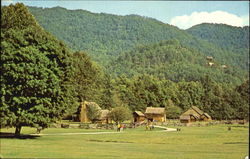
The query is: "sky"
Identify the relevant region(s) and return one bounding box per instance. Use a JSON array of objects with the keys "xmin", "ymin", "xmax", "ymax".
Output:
[{"xmin": 2, "ymin": 0, "xmax": 249, "ymax": 29}]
